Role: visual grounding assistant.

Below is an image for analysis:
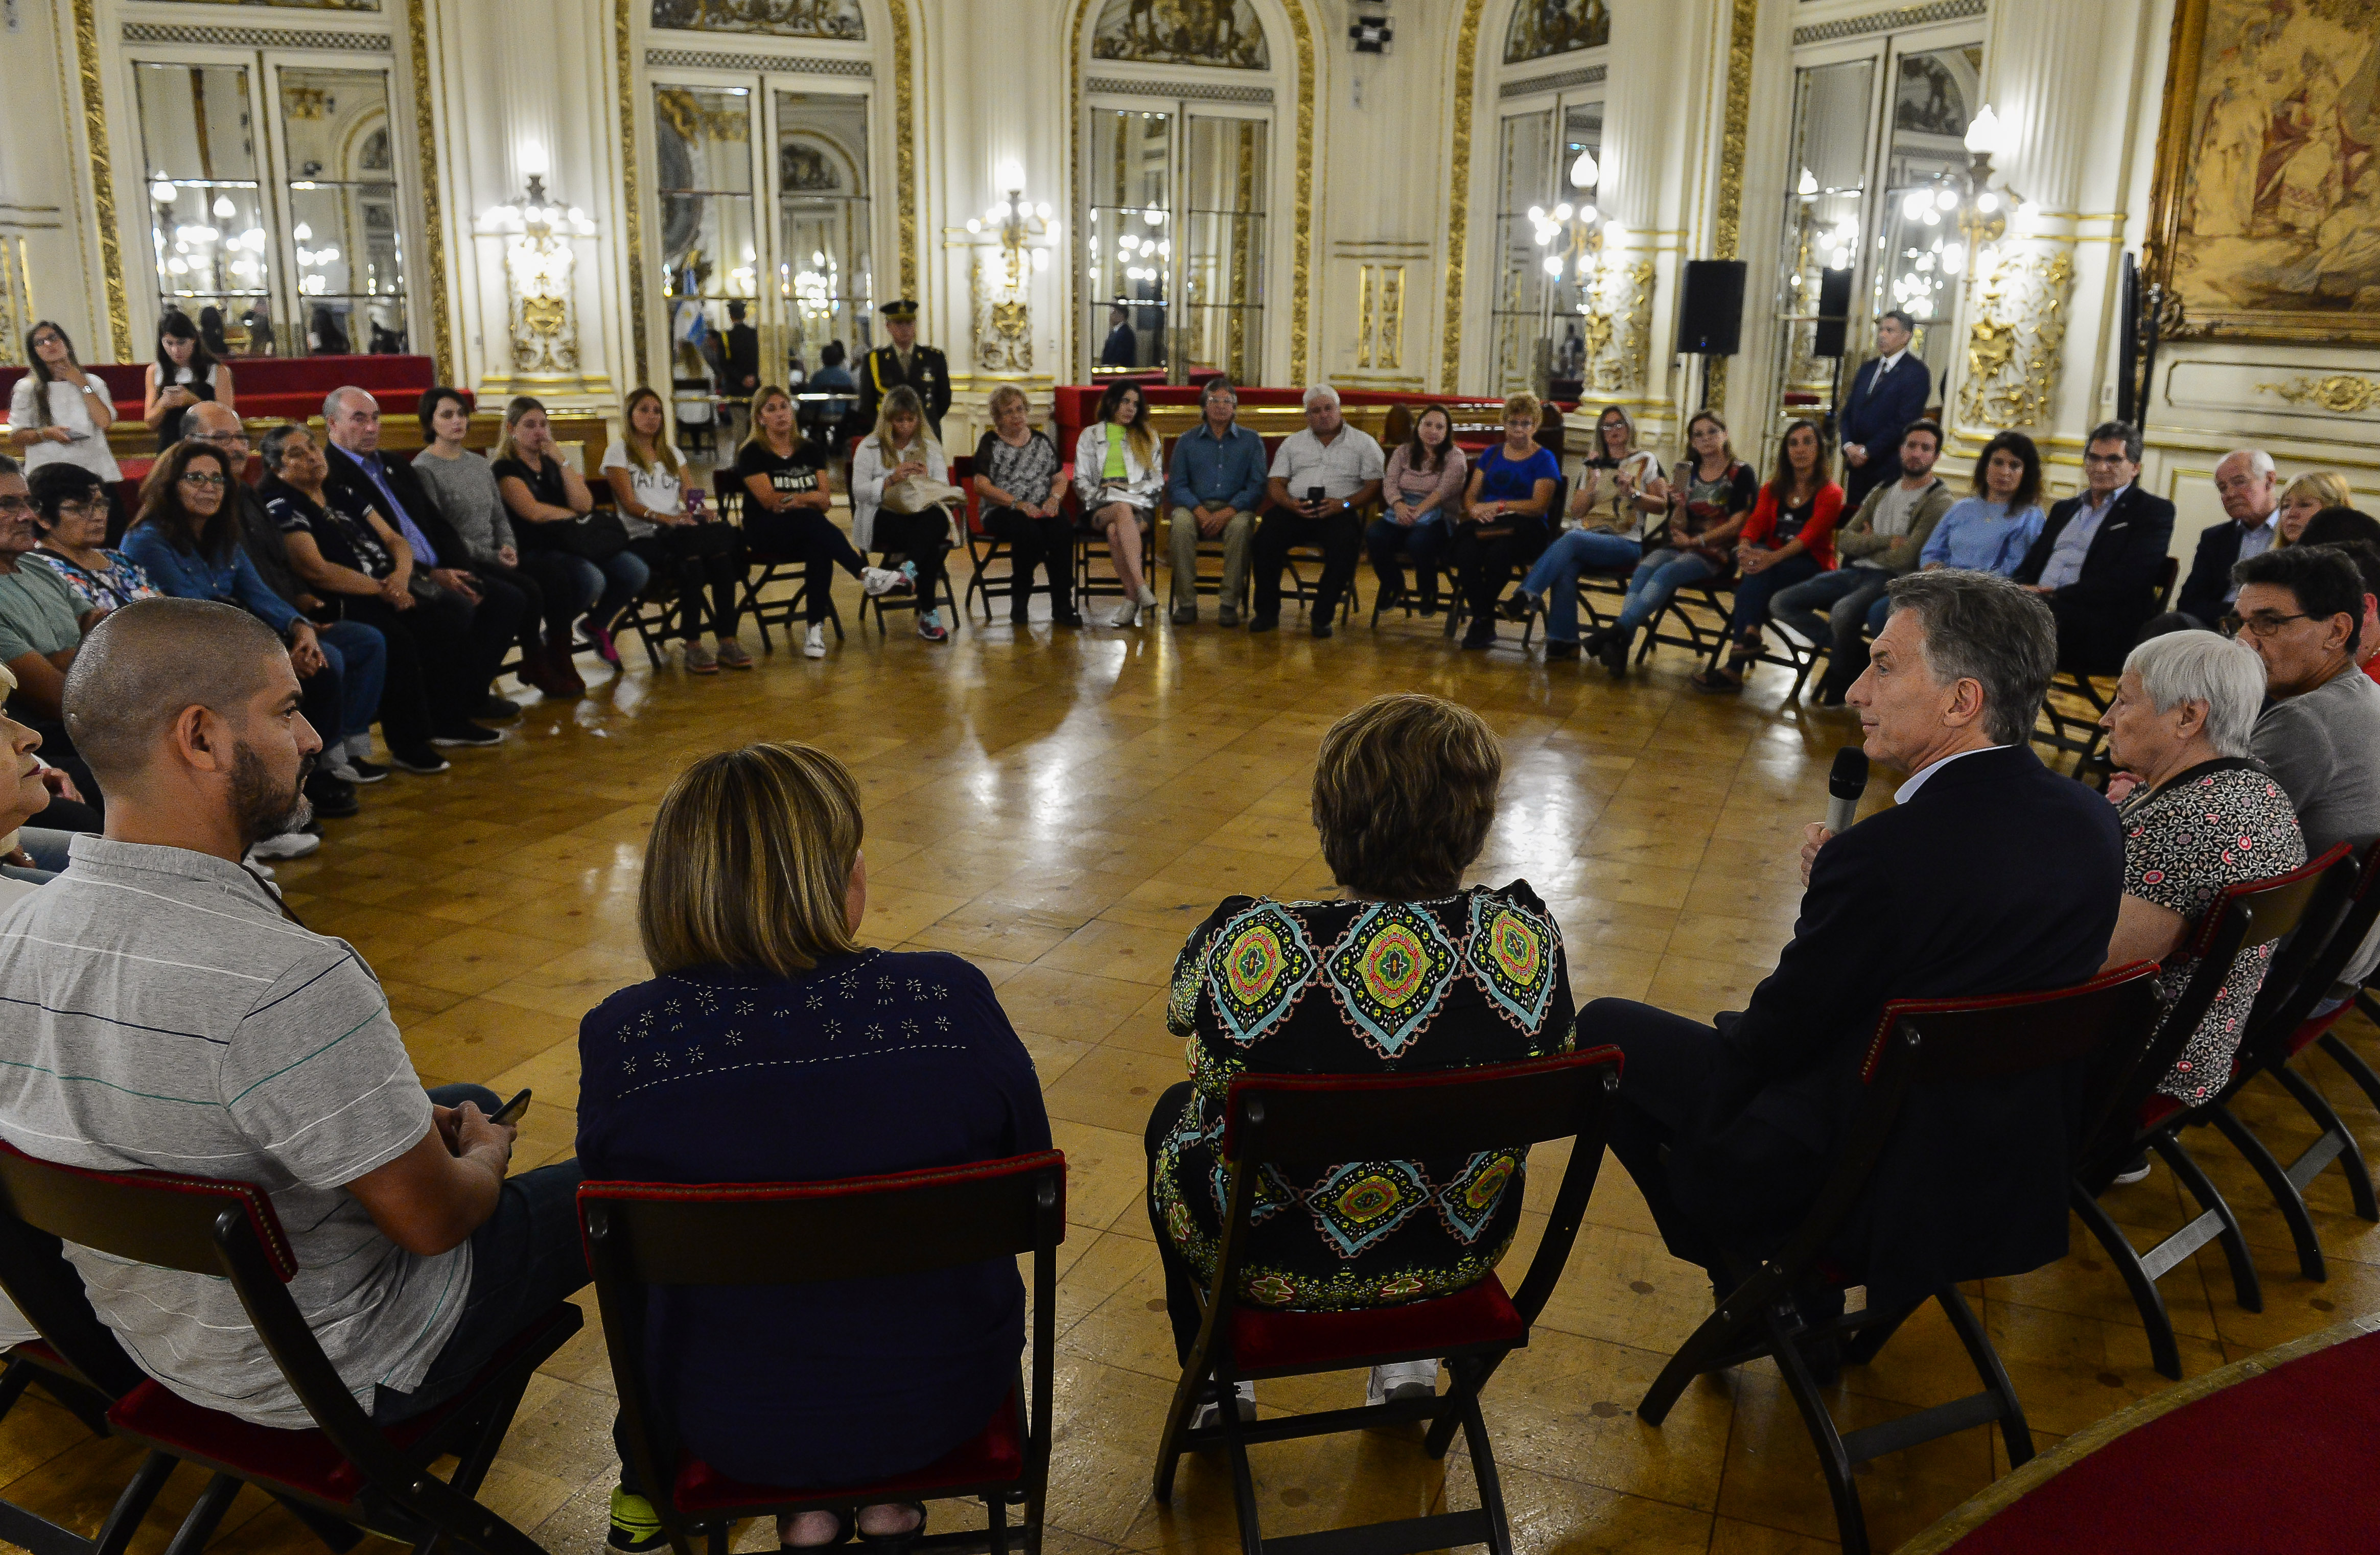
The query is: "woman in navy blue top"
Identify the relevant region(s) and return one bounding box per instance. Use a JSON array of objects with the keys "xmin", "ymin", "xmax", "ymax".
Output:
[
  {"xmin": 1453, "ymin": 393, "xmax": 1560, "ymax": 650},
  {"xmin": 578, "ymin": 741, "xmax": 1049, "ymax": 1552}
]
